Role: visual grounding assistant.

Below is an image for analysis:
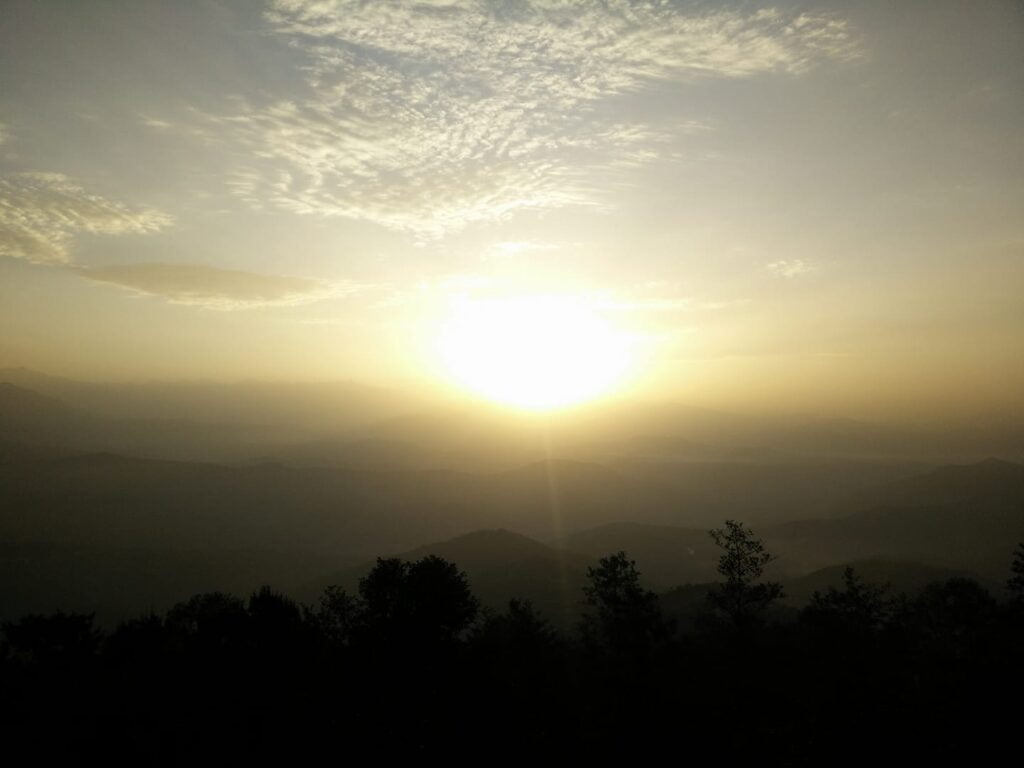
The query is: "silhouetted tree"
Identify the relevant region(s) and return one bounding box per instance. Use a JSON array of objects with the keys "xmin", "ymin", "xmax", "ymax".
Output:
[
  {"xmin": 404, "ymin": 555, "xmax": 480, "ymax": 640},
  {"xmin": 579, "ymin": 551, "xmax": 673, "ymax": 660},
  {"xmin": 357, "ymin": 555, "xmax": 479, "ymax": 649},
  {"xmin": 706, "ymin": 520, "xmax": 783, "ymax": 631},
  {"xmin": 800, "ymin": 566, "xmax": 891, "ymax": 638},
  {"xmin": 340, "ymin": 556, "xmax": 480, "ymax": 754}
]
